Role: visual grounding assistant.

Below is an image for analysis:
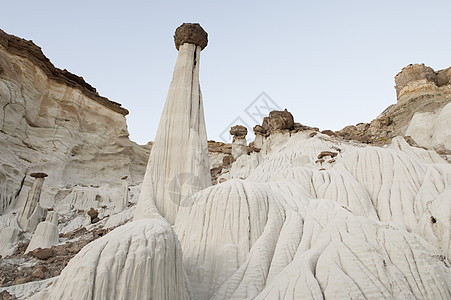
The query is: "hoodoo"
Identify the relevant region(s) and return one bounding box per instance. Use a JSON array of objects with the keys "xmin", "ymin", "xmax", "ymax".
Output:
[{"xmin": 134, "ymin": 23, "xmax": 211, "ymax": 223}]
